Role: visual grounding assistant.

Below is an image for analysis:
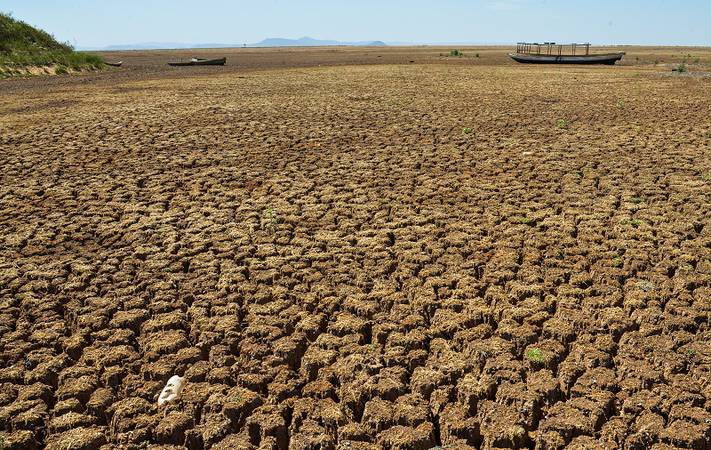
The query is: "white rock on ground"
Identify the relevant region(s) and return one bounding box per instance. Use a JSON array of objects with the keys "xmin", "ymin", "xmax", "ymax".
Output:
[{"xmin": 157, "ymin": 375, "xmax": 185, "ymax": 406}]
